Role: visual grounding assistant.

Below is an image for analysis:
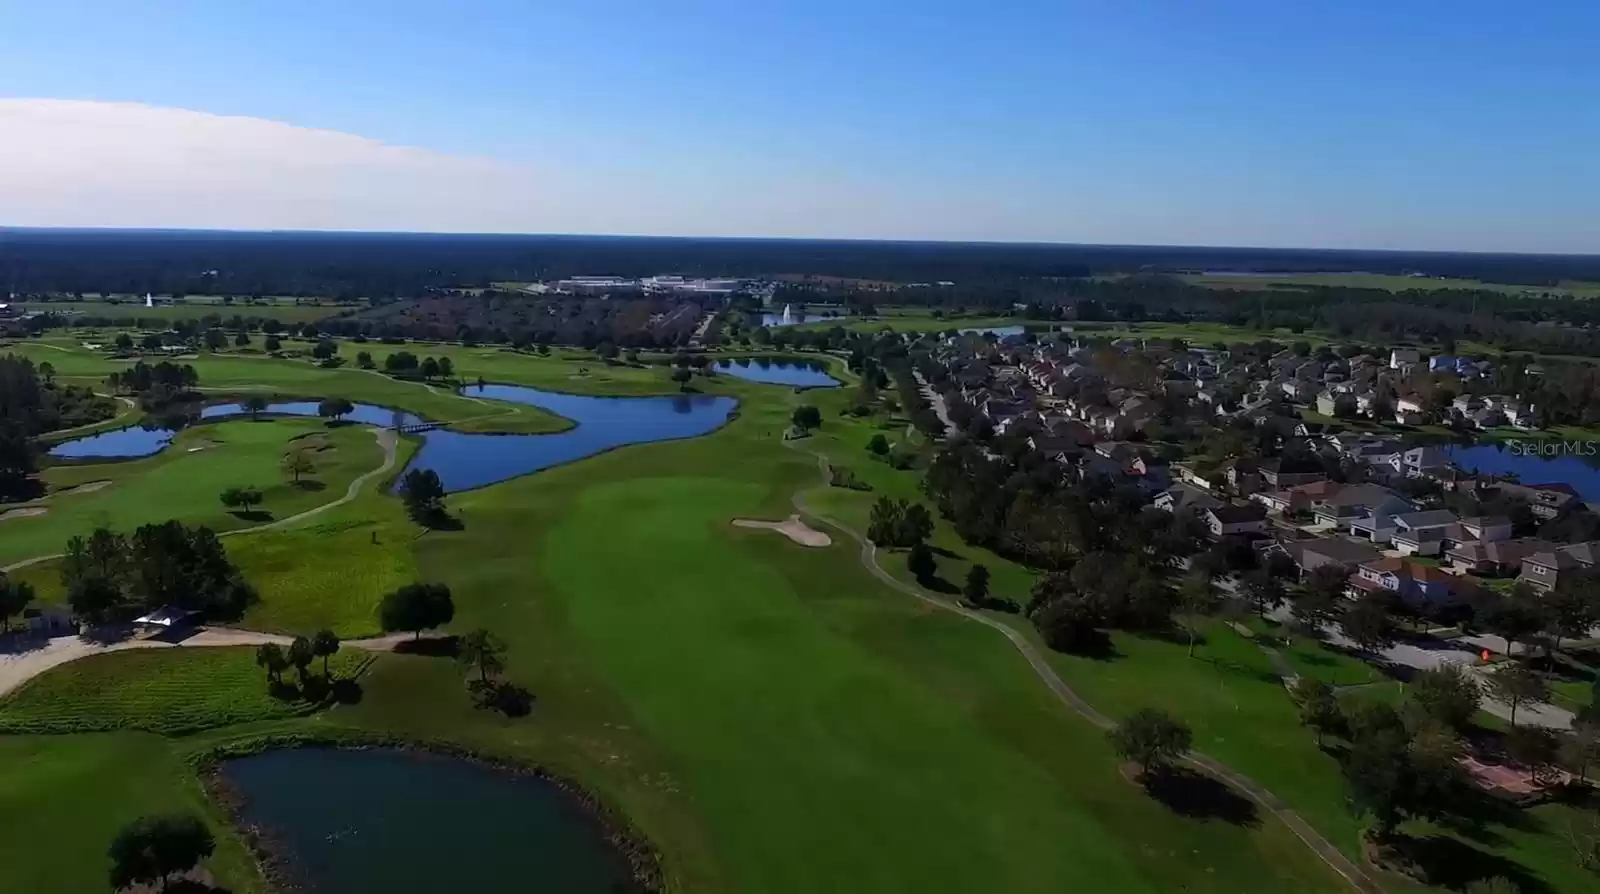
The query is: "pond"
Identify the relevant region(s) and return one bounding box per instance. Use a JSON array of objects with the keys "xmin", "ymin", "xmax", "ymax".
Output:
[
  {"xmin": 407, "ymin": 384, "xmax": 736, "ymax": 492},
  {"xmin": 1446, "ymin": 443, "xmax": 1600, "ymax": 501},
  {"xmin": 221, "ymin": 748, "xmax": 640, "ymax": 893},
  {"xmin": 46, "ymin": 423, "xmax": 177, "ymax": 459},
  {"xmin": 46, "ymin": 385, "xmax": 737, "ymax": 493},
  {"xmin": 959, "ymin": 325, "xmax": 1025, "ymax": 338},
  {"xmin": 714, "ymin": 358, "xmax": 840, "ymax": 389}
]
